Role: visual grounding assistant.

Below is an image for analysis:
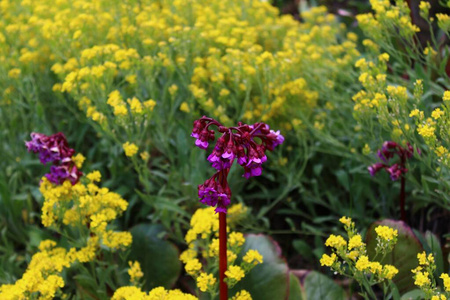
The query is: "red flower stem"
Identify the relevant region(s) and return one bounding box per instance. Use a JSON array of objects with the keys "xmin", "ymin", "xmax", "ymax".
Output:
[
  {"xmin": 400, "ymin": 175, "xmax": 406, "ymax": 222},
  {"xmin": 219, "ymin": 211, "xmax": 228, "ymax": 300},
  {"xmin": 400, "ymin": 157, "xmax": 406, "ymax": 222}
]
